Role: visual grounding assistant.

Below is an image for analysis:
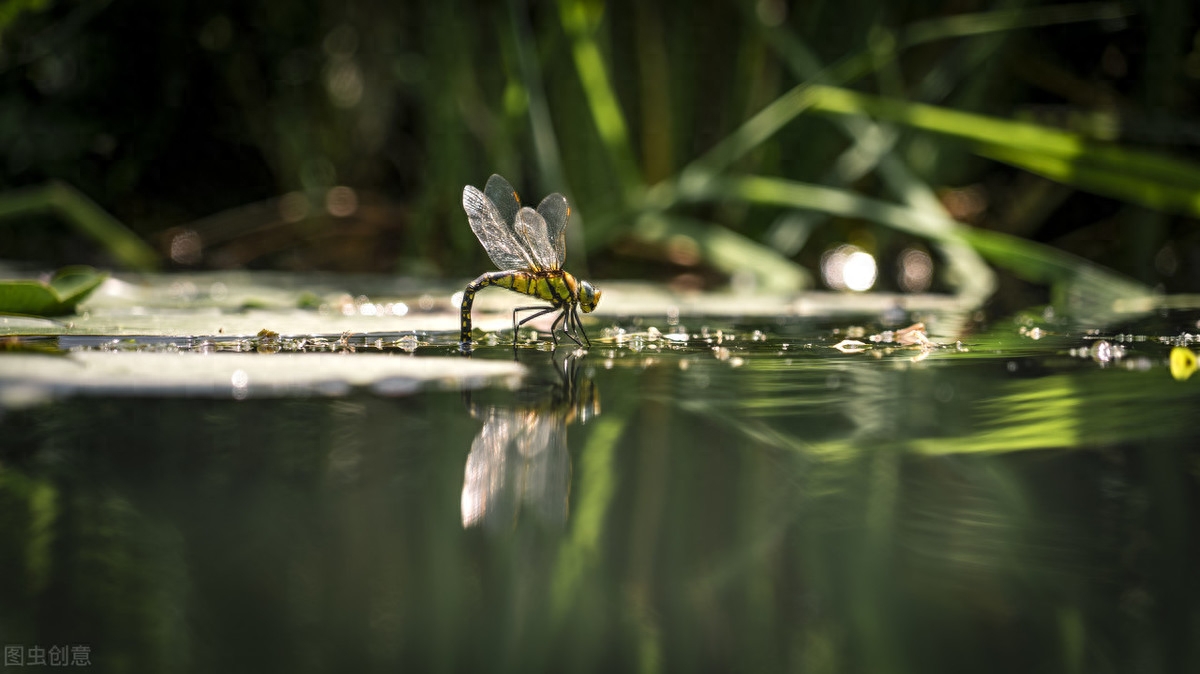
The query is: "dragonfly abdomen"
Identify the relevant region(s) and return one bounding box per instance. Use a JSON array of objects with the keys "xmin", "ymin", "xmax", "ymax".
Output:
[
  {"xmin": 497, "ymin": 270, "xmax": 577, "ymax": 304},
  {"xmin": 460, "ymin": 270, "xmax": 577, "ymax": 345}
]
